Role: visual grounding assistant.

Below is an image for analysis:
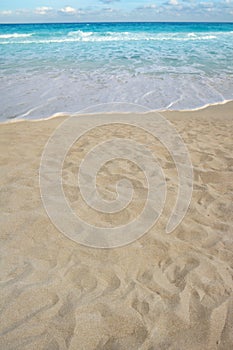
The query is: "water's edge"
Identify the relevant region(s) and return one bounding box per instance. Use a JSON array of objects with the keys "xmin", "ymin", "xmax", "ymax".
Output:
[{"xmin": 2, "ymin": 99, "xmax": 232, "ymax": 125}]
